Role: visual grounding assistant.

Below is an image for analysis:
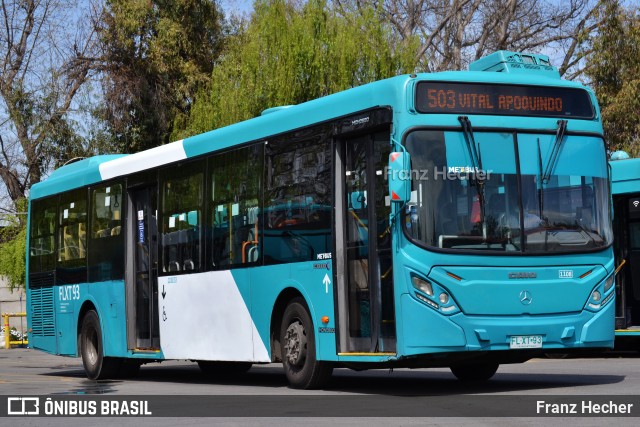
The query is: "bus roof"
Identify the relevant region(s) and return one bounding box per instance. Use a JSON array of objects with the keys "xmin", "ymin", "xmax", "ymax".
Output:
[
  {"xmin": 610, "ymin": 157, "xmax": 640, "ymax": 195},
  {"xmin": 31, "ymin": 155, "xmax": 127, "ymax": 200},
  {"xmin": 30, "ymin": 70, "xmax": 595, "ymax": 201}
]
